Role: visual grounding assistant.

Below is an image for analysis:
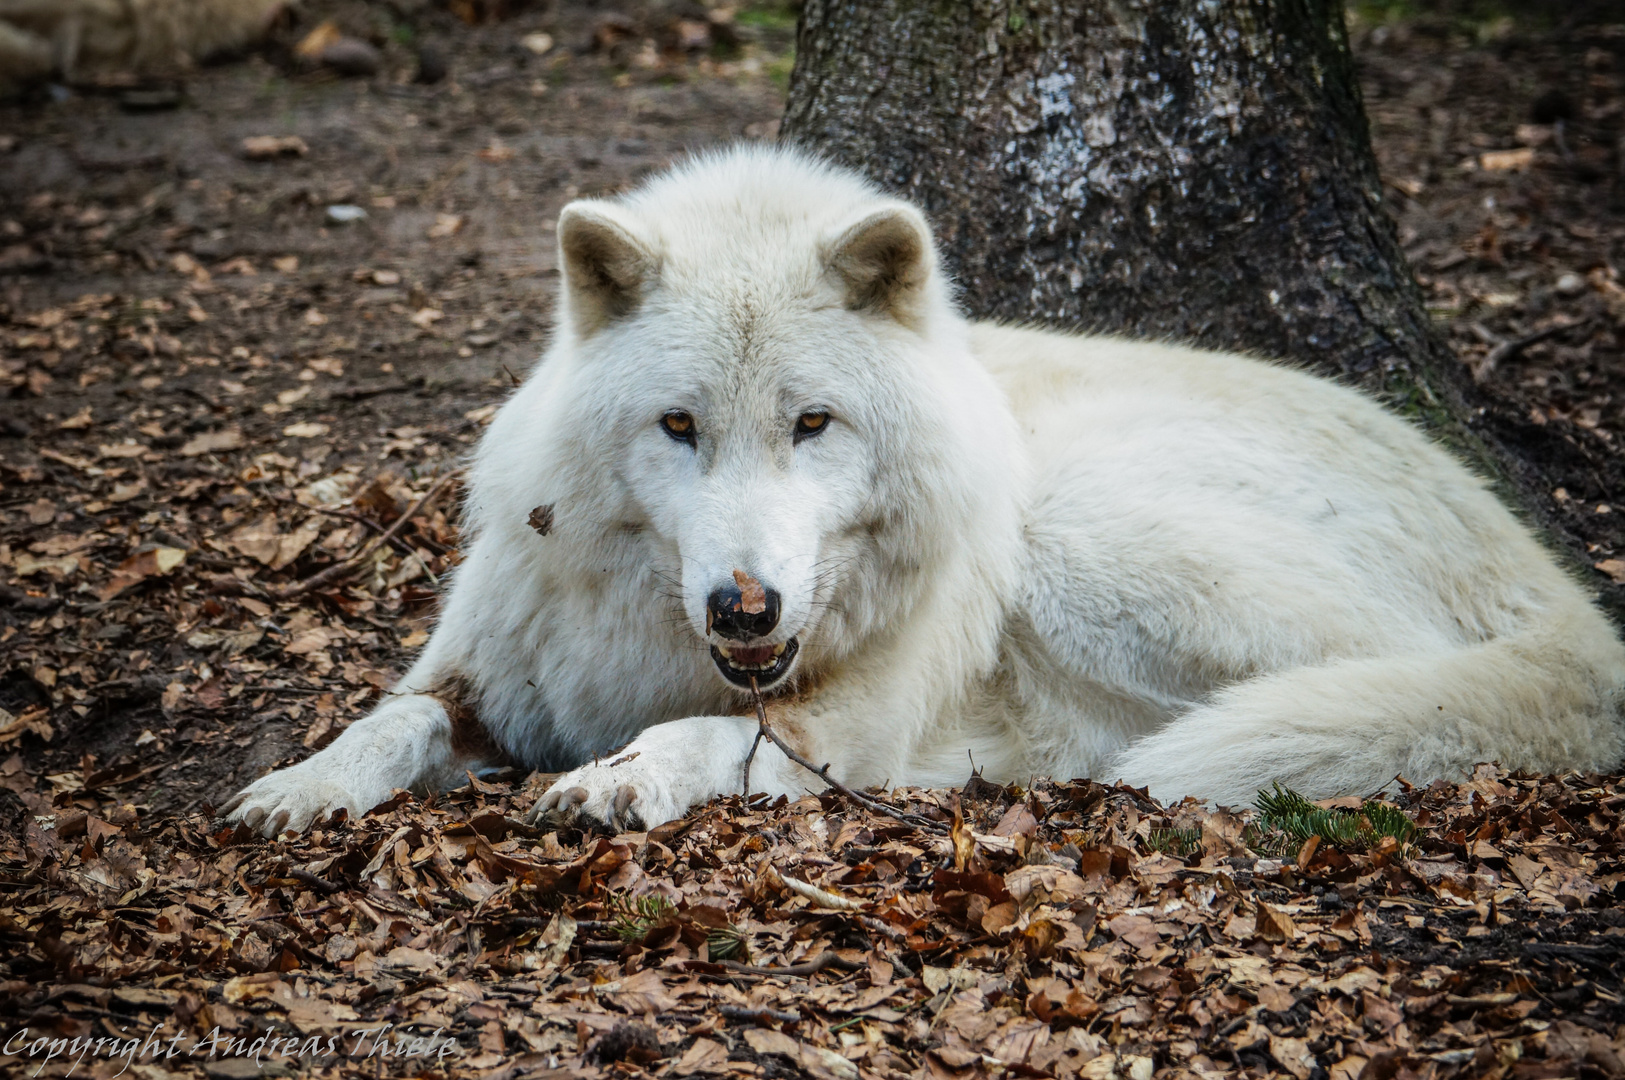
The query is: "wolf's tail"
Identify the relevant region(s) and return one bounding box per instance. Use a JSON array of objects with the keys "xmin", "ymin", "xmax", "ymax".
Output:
[{"xmin": 1108, "ymin": 617, "xmax": 1625, "ymax": 806}]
